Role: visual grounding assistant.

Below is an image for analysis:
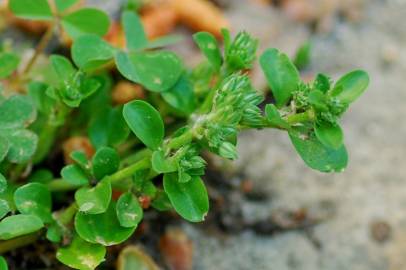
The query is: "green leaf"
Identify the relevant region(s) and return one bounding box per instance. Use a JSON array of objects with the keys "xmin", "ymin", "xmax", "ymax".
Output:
[
  {"xmin": 123, "ymin": 100, "xmax": 164, "ymax": 150},
  {"xmin": 116, "ymin": 192, "xmax": 143, "ymax": 228},
  {"xmin": 193, "ymin": 32, "xmax": 222, "ymax": 71},
  {"xmin": 0, "ymin": 214, "xmax": 43, "ymax": 240},
  {"xmin": 293, "ymin": 41, "xmax": 311, "ymax": 70},
  {"xmin": 314, "ymin": 122, "xmax": 344, "ymax": 149},
  {"xmin": 75, "ymin": 178, "xmax": 111, "ymax": 214},
  {"xmin": 314, "ymin": 73, "xmax": 330, "ymax": 93},
  {"xmin": 0, "ymin": 95, "xmax": 36, "ymax": 129},
  {"xmin": 0, "ymin": 256, "xmax": 8, "ymax": 270},
  {"xmin": 9, "ymin": 0, "xmax": 53, "ymax": 20},
  {"xmin": 151, "ymin": 190, "xmax": 172, "ymax": 211},
  {"xmin": 55, "ymin": 0, "xmax": 78, "ymax": 12},
  {"xmin": 122, "ymin": 11, "xmax": 148, "ymax": 51},
  {"xmin": 163, "ymin": 173, "xmax": 209, "ymax": 222},
  {"xmin": 218, "ymin": 142, "xmax": 238, "ymax": 160},
  {"xmin": 330, "ymin": 70, "xmax": 369, "ymax": 104},
  {"xmin": 161, "ymin": 73, "xmax": 196, "ymax": 115},
  {"xmin": 46, "ymin": 222, "xmax": 63, "ymax": 243},
  {"xmin": 115, "ymin": 51, "xmax": 183, "ymax": 92},
  {"xmin": 50, "ymin": 55, "xmax": 76, "ymax": 81},
  {"xmin": 14, "ymin": 183, "xmax": 52, "ymax": 222},
  {"xmin": 308, "ymin": 90, "xmax": 328, "ymax": 112},
  {"xmin": 88, "ymin": 106, "xmax": 130, "ymax": 148},
  {"xmin": 151, "ymin": 150, "xmax": 177, "ymax": 173},
  {"xmin": 289, "ymin": 127, "xmax": 348, "ymax": 172},
  {"xmin": 75, "ymin": 201, "xmax": 137, "ymax": 246},
  {"xmin": 57, "ymin": 235, "xmax": 106, "ymax": 270},
  {"xmin": 61, "ymin": 164, "xmax": 89, "ymax": 187},
  {"xmin": 0, "ymin": 52, "xmax": 20, "ymax": 79},
  {"xmin": 5, "ymin": 129, "xmax": 38, "ymax": 164},
  {"xmin": 62, "ymin": 8, "xmax": 110, "ymax": 39},
  {"xmin": 0, "ymin": 200, "xmax": 10, "ymax": 219},
  {"xmin": 92, "ymin": 147, "xmax": 120, "ymax": 180},
  {"xmin": 0, "ymin": 136, "xmax": 9, "ymax": 162},
  {"xmin": 260, "ymin": 48, "xmax": 300, "ymax": 107},
  {"xmin": 72, "ymin": 35, "xmax": 116, "ymax": 71},
  {"xmin": 265, "ymin": 104, "xmax": 290, "ymax": 129}
]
